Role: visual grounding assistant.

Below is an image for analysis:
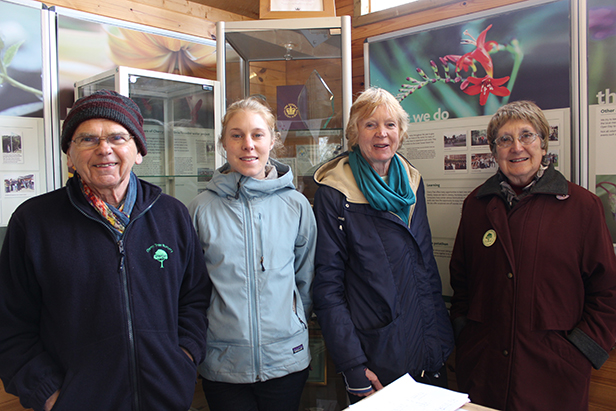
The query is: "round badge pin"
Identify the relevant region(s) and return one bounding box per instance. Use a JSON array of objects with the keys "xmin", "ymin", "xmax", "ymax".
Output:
[{"xmin": 483, "ymin": 229, "xmax": 497, "ymax": 247}]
